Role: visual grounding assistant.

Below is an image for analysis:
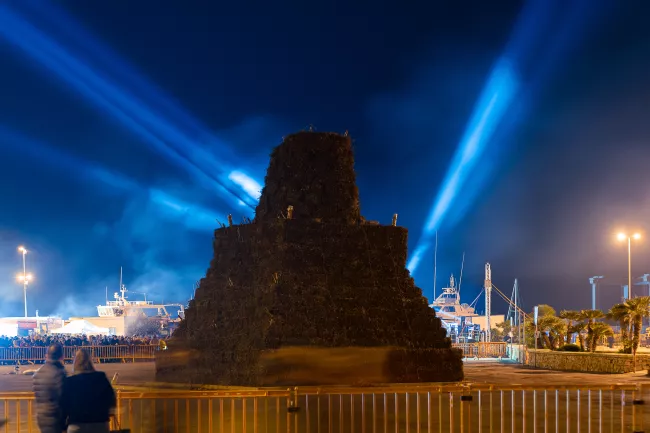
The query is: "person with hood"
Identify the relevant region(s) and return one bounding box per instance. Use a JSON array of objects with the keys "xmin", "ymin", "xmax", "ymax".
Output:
[
  {"xmin": 61, "ymin": 349, "xmax": 116, "ymax": 433},
  {"xmin": 33, "ymin": 343, "xmax": 66, "ymax": 433}
]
